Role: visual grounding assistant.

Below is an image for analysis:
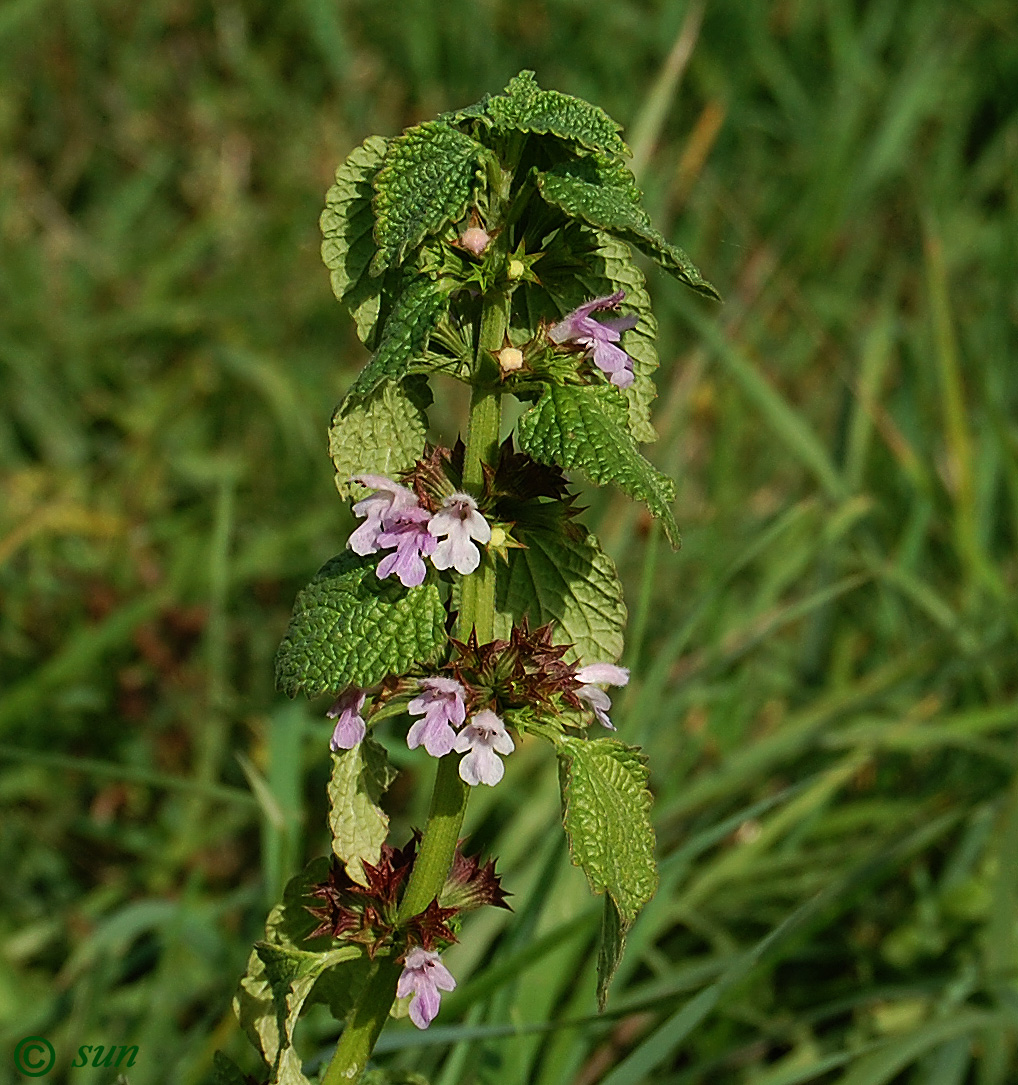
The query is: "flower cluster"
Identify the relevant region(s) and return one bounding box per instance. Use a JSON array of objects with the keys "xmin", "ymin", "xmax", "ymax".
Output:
[
  {"xmin": 408, "ymin": 676, "xmax": 515, "ymax": 786},
  {"xmin": 548, "ymin": 289, "xmax": 638, "ymax": 389},
  {"xmin": 305, "ymin": 839, "xmax": 421, "ymax": 955},
  {"xmin": 328, "ymin": 626, "xmax": 631, "ymax": 780},
  {"xmin": 348, "ymin": 474, "xmax": 491, "ymax": 588},
  {"xmin": 305, "ymin": 841, "xmax": 509, "ymax": 1029}
]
